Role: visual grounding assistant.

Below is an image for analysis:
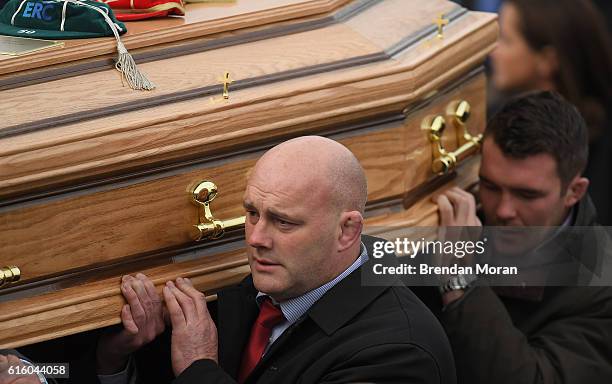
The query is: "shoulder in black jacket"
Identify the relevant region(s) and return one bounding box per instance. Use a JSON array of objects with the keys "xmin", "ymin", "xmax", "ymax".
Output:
[
  {"xmin": 413, "ymin": 196, "xmax": 612, "ymax": 384},
  {"xmin": 175, "ymin": 235, "xmax": 456, "ymax": 384}
]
